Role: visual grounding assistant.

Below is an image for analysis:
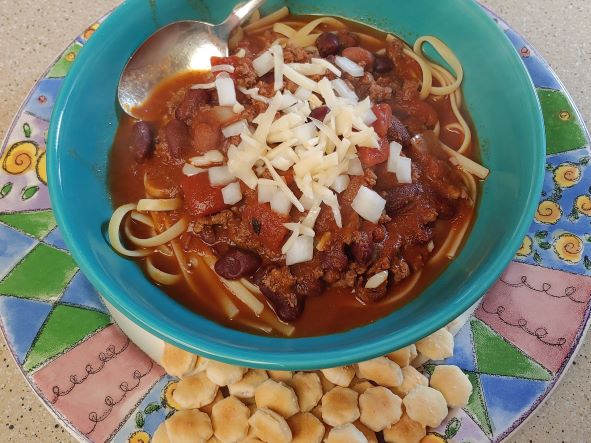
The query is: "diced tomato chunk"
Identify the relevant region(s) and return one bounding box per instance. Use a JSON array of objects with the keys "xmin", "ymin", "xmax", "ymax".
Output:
[
  {"xmin": 181, "ymin": 172, "xmax": 228, "ymax": 217},
  {"xmin": 243, "ymin": 202, "xmax": 289, "ymax": 253},
  {"xmin": 358, "ymin": 137, "xmax": 390, "ymax": 167},
  {"xmin": 371, "ymin": 103, "xmax": 393, "ymax": 138}
]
